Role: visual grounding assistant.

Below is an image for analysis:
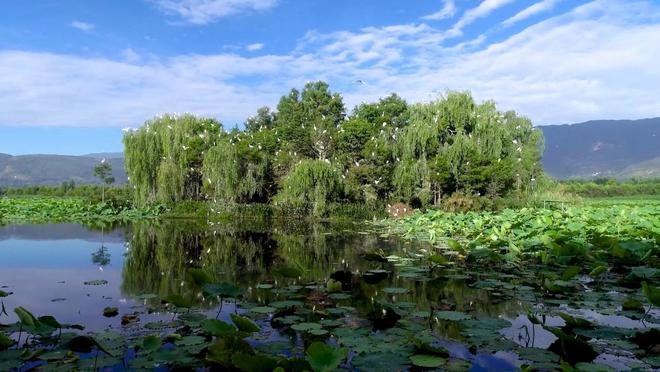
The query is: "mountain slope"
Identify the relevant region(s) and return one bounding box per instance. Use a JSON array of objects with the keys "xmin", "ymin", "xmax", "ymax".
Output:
[
  {"xmin": 539, "ymin": 117, "xmax": 659, "ymax": 179},
  {"xmin": 0, "ymin": 154, "xmax": 126, "ymax": 186}
]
